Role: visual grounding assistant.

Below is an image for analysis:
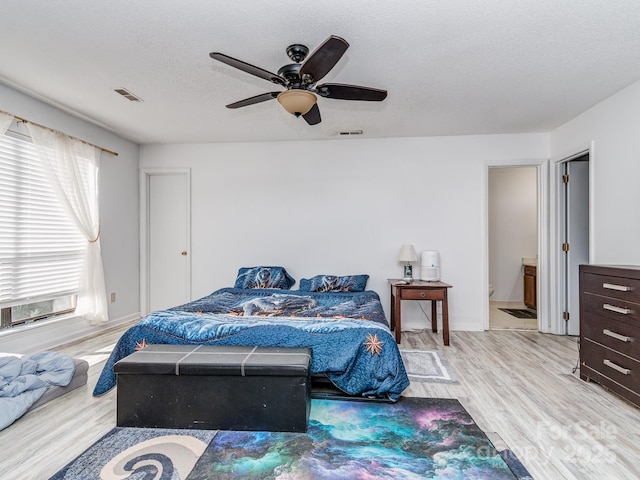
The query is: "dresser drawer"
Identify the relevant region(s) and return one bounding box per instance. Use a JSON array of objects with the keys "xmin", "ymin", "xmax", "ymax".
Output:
[
  {"xmin": 581, "ymin": 339, "xmax": 640, "ymax": 393},
  {"xmin": 580, "ymin": 363, "xmax": 640, "ymax": 408},
  {"xmin": 400, "ymin": 288, "xmax": 445, "ymax": 301},
  {"xmin": 581, "ymin": 291, "xmax": 640, "ymax": 325},
  {"xmin": 581, "ymin": 271, "xmax": 640, "ymax": 302},
  {"xmin": 581, "ymin": 313, "xmax": 640, "ymax": 360}
]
